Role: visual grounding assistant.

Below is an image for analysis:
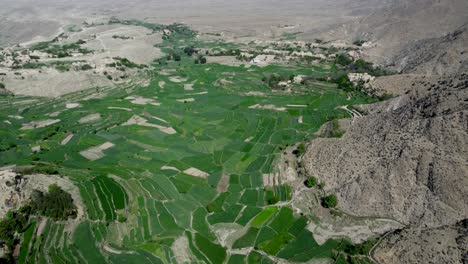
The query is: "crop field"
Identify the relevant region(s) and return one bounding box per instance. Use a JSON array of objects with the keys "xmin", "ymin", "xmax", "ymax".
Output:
[{"xmin": 0, "ymin": 21, "xmax": 376, "ymax": 263}]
